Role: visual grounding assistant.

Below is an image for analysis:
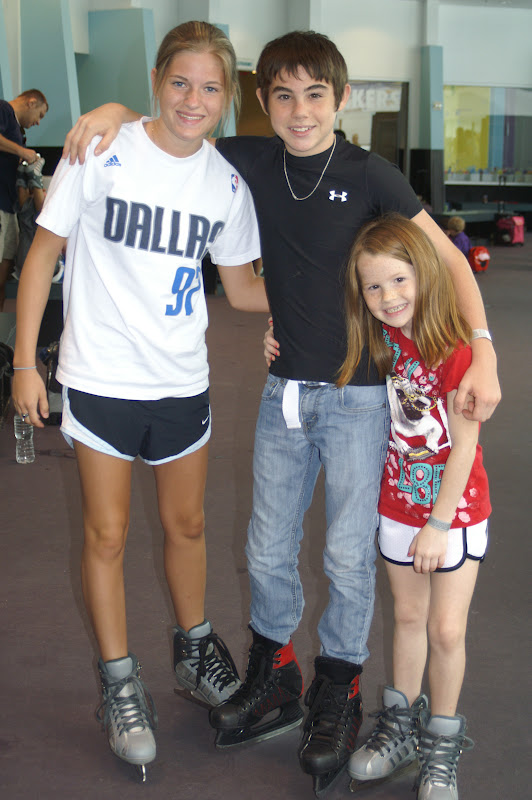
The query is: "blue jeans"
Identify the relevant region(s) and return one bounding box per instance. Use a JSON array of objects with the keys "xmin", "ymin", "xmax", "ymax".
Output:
[{"xmin": 246, "ymin": 375, "xmax": 389, "ymax": 664}]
